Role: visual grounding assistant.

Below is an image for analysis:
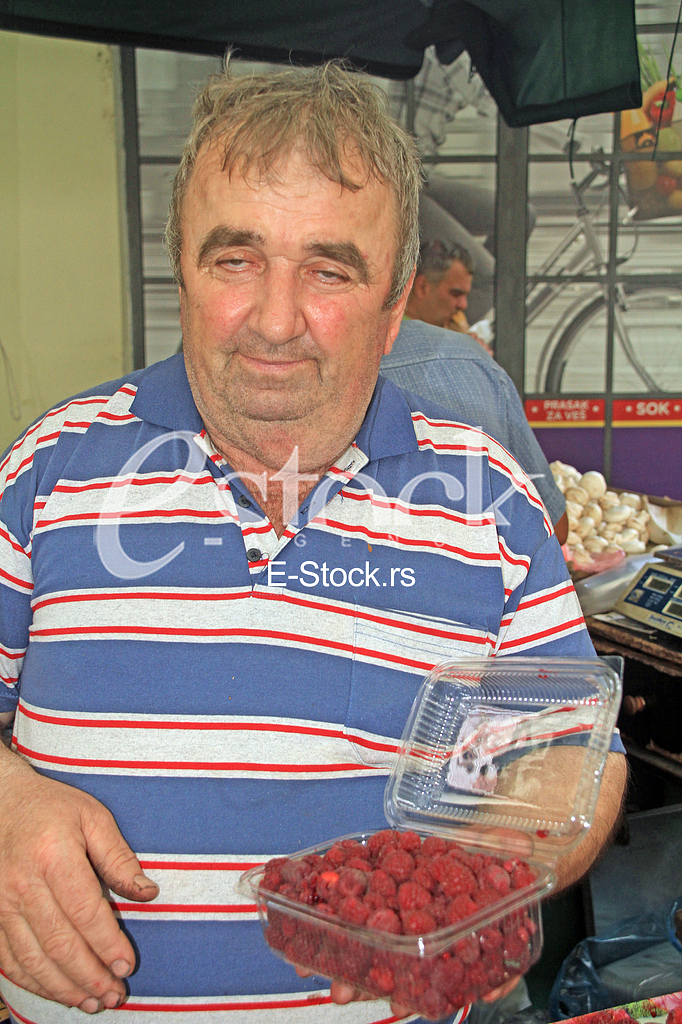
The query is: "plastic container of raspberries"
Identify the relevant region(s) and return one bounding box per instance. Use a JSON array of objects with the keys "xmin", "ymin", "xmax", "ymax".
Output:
[{"xmin": 239, "ymin": 657, "xmax": 622, "ymax": 1021}]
